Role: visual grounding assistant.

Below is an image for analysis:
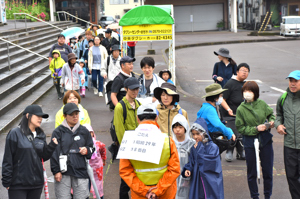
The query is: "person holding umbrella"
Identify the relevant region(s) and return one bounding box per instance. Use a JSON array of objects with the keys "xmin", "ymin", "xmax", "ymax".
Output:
[{"xmin": 235, "ymin": 81, "xmax": 275, "ymax": 199}]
